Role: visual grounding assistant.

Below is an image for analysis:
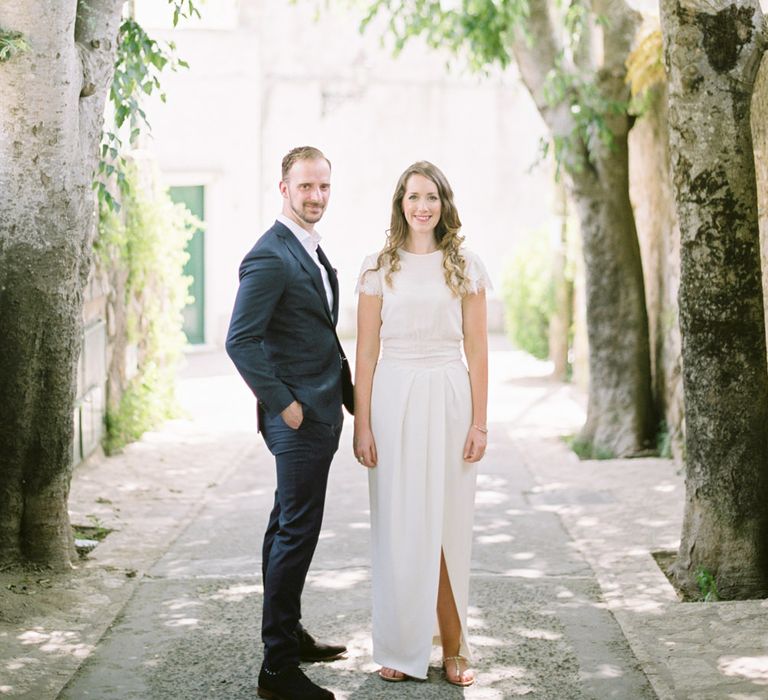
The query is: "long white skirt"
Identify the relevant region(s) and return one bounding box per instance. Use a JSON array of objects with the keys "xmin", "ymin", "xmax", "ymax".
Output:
[{"xmin": 369, "ymin": 356, "xmax": 477, "ymax": 679}]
